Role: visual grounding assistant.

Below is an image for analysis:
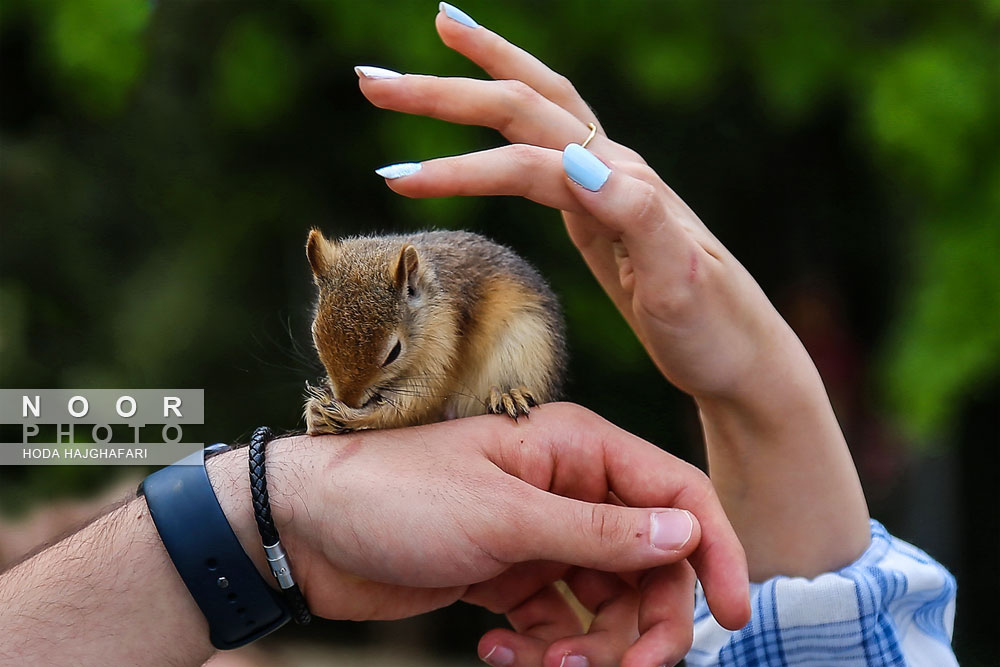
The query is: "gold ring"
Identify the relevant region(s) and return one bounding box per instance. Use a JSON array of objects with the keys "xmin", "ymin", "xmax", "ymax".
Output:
[{"xmin": 581, "ymin": 123, "xmax": 597, "ymax": 149}]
